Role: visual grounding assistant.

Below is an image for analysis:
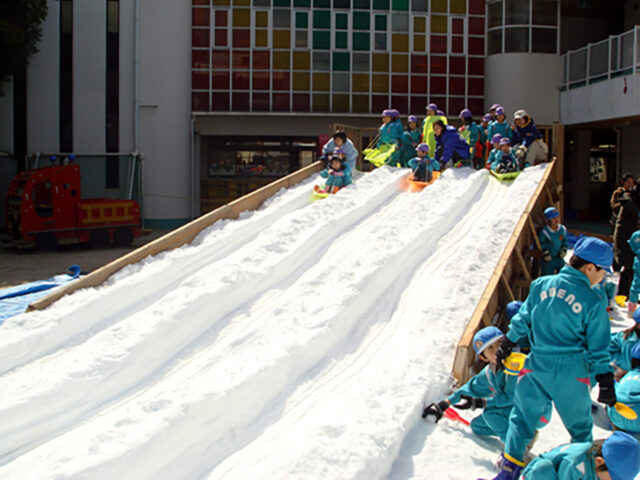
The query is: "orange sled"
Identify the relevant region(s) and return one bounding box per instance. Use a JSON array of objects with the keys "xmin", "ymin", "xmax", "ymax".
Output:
[{"xmin": 404, "ymin": 171, "xmax": 441, "ymax": 192}]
